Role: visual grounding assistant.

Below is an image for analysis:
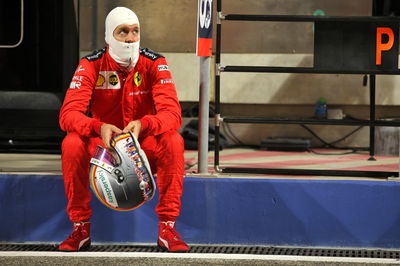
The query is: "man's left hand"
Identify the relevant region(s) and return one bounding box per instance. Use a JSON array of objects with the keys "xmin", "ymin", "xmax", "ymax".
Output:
[{"xmin": 123, "ymin": 120, "xmax": 142, "ymax": 138}]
